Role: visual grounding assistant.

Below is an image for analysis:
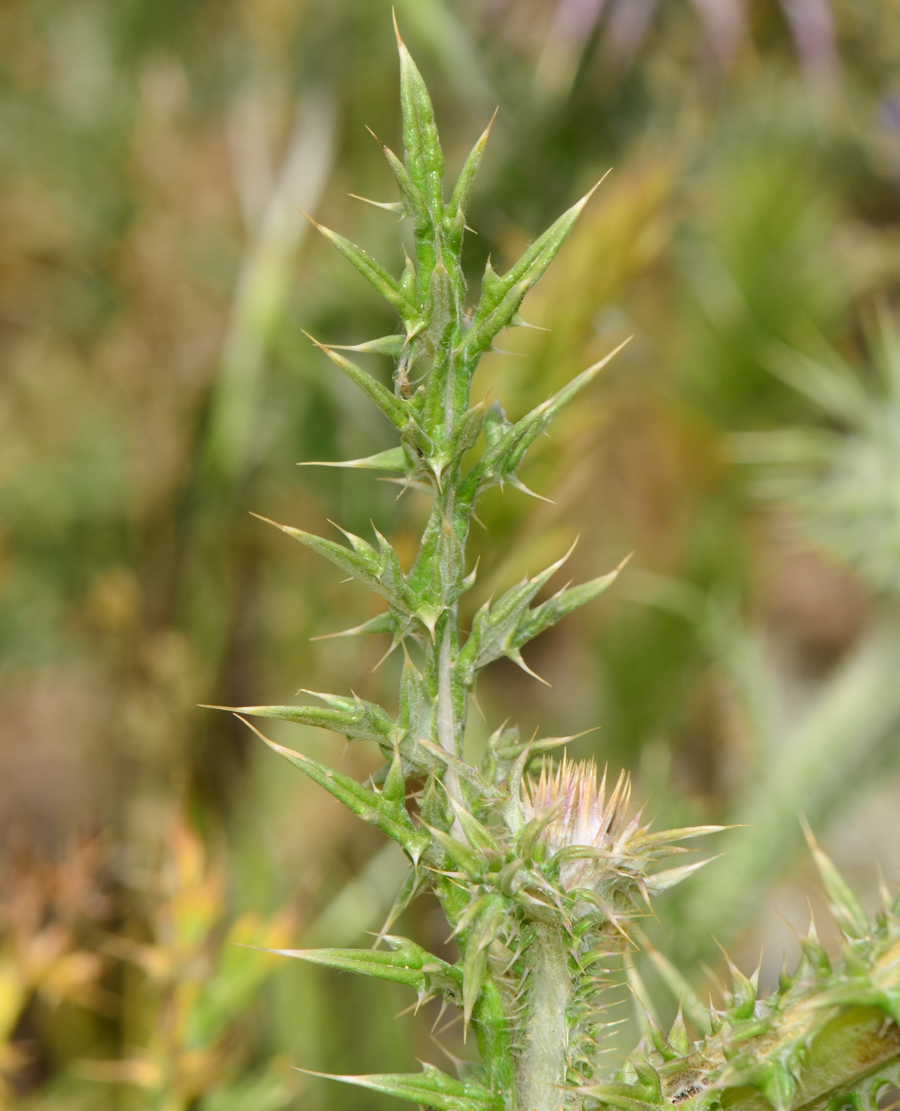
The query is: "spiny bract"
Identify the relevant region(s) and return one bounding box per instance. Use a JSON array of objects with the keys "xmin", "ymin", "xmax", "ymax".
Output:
[{"xmin": 211, "ymin": 20, "xmax": 900, "ymax": 1111}]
